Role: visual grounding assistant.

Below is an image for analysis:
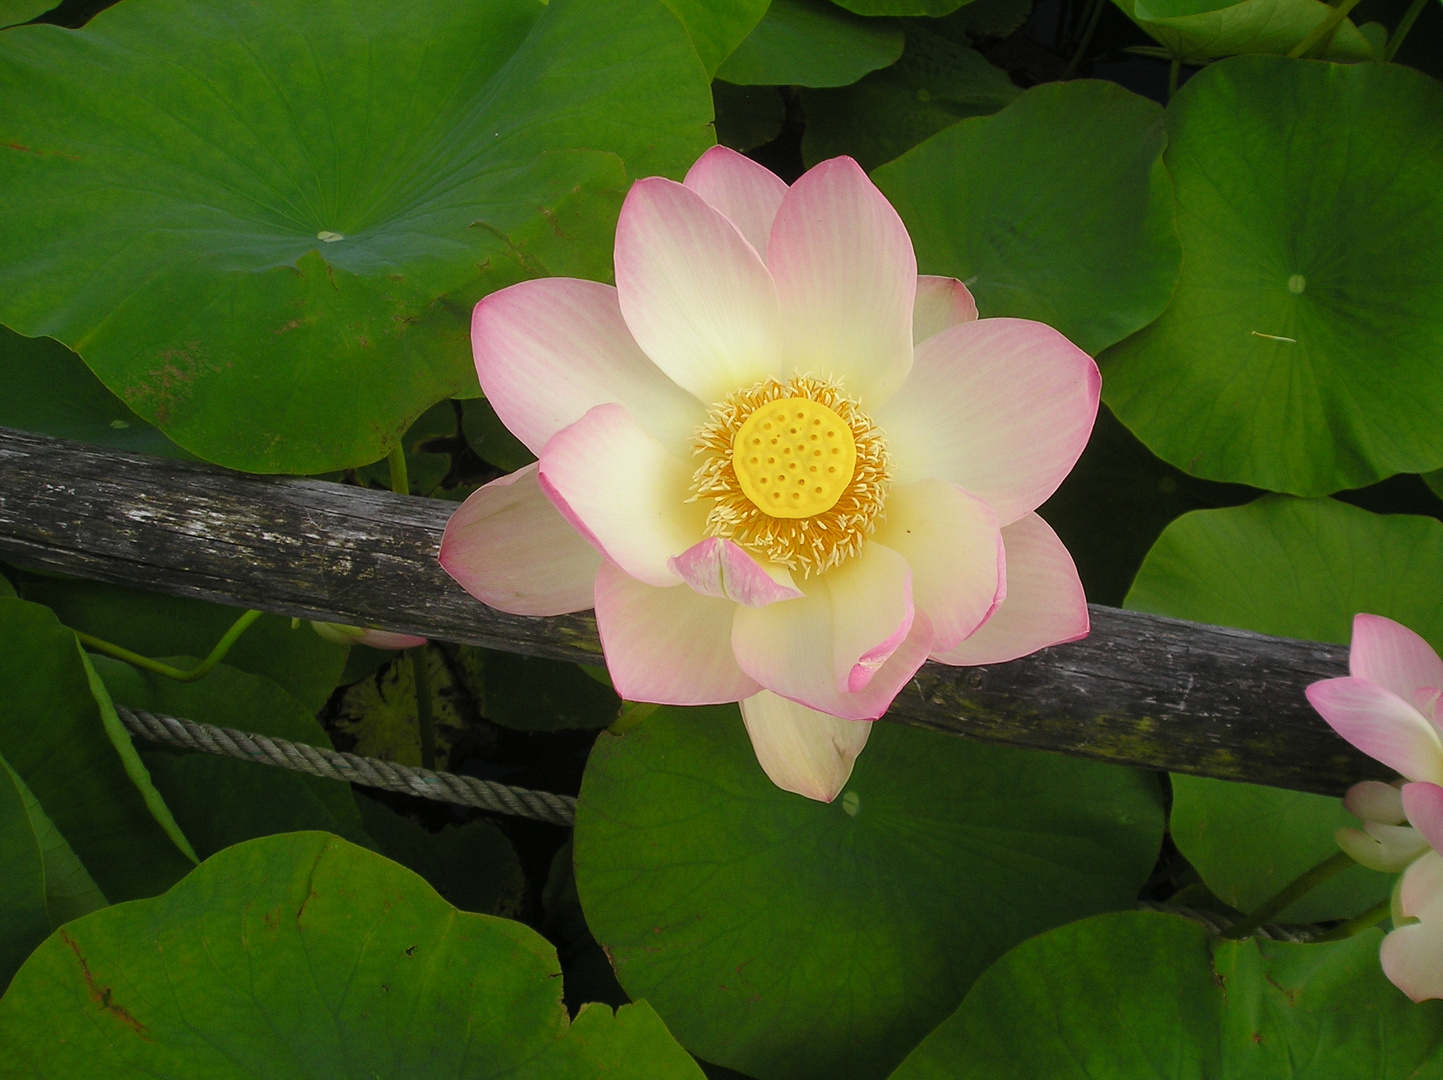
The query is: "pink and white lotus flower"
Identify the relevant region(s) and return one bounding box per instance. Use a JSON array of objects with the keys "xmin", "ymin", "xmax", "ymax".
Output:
[
  {"xmin": 441, "ymin": 146, "xmax": 1099, "ymax": 801},
  {"xmin": 1308, "ymin": 614, "xmax": 1443, "ymax": 1000}
]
